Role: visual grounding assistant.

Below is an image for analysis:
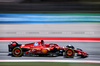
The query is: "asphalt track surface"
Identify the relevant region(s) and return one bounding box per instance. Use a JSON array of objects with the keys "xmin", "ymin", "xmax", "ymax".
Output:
[{"xmin": 0, "ymin": 41, "xmax": 100, "ymax": 61}]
